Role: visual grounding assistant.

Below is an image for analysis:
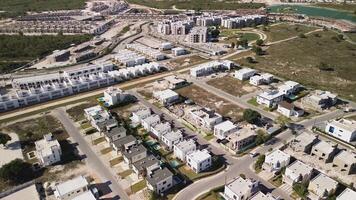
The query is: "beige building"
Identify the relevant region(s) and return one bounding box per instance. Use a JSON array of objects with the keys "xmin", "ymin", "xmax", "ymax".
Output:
[
  {"xmin": 308, "ymin": 173, "xmax": 338, "ymax": 199},
  {"xmin": 289, "ymin": 132, "xmax": 319, "ymax": 154},
  {"xmin": 332, "ymin": 150, "xmax": 356, "ymax": 175},
  {"xmin": 310, "ymin": 140, "xmax": 338, "ymax": 163},
  {"xmin": 283, "ymin": 160, "xmax": 313, "ymax": 186},
  {"xmin": 226, "ymin": 128, "xmax": 257, "ymax": 152}
]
